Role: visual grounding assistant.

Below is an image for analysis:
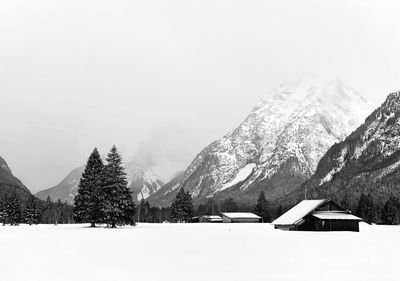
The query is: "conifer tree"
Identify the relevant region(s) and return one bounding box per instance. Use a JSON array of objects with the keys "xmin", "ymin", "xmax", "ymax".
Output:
[
  {"xmin": 356, "ymin": 193, "xmax": 376, "ymax": 223},
  {"xmin": 381, "ymin": 196, "xmax": 400, "ymax": 225},
  {"xmin": 276, "ymin": 205, "xmax": 283, "ymax": 218},
  {"xmin": 5, "ymin": 193, "xmax": 22, "ymax": 225},
  {"xmin": 171, "ymin": 188, "xmax": 193, "ymax": 222},
  {"xmin": 101, "ymin": 145, "xmax": 136, "ymax": 228},
  {"xmin": 24, "ymin": 196, "xmax": 40, "ymax": 225},
  {"xmin": 254, "ymin": 191, "xmax": 271, "ymax": 222},
  {"xmin": 74, "ymin": 148, "xmax": 104, "ymax": 227},
  {"xmin": 0, "ymin": 198, "xmax": 6, "ymax": 226}
]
